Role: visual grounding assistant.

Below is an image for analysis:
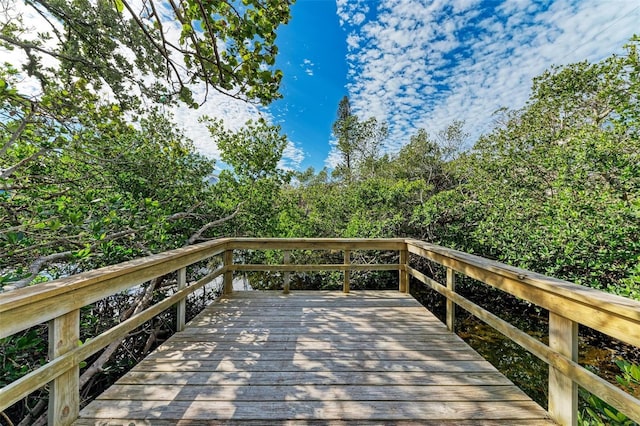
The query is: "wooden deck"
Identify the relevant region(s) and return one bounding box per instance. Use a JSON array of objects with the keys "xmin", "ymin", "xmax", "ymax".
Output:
[{"xmin": 75, "ymin": 291, "xmax": 554, "ymax": 425}]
